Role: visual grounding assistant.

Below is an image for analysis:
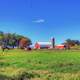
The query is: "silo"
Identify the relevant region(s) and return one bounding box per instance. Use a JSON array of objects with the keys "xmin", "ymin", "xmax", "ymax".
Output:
[{"xmin": 51, "ymin": 37, "xmax": 55, "ymax": 48}]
